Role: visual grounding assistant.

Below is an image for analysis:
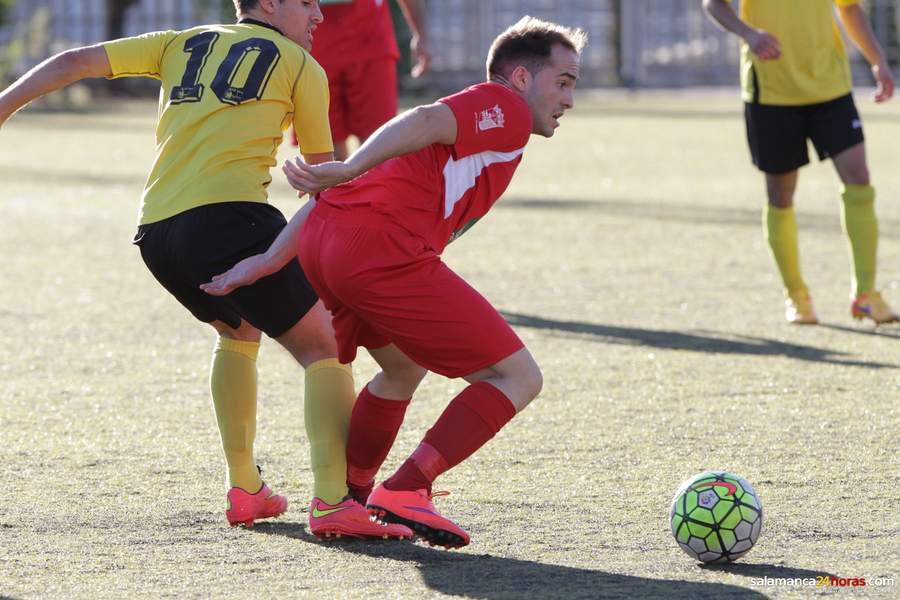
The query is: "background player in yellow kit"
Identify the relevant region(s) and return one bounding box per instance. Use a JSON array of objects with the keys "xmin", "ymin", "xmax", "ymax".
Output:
[
  {"xmin": 704, "ymin": 0, "xmax": 898, "ymax": 325},
  {"xmin": 0, "ymin": 0, "xmax": 411, "ymax": 539}
]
